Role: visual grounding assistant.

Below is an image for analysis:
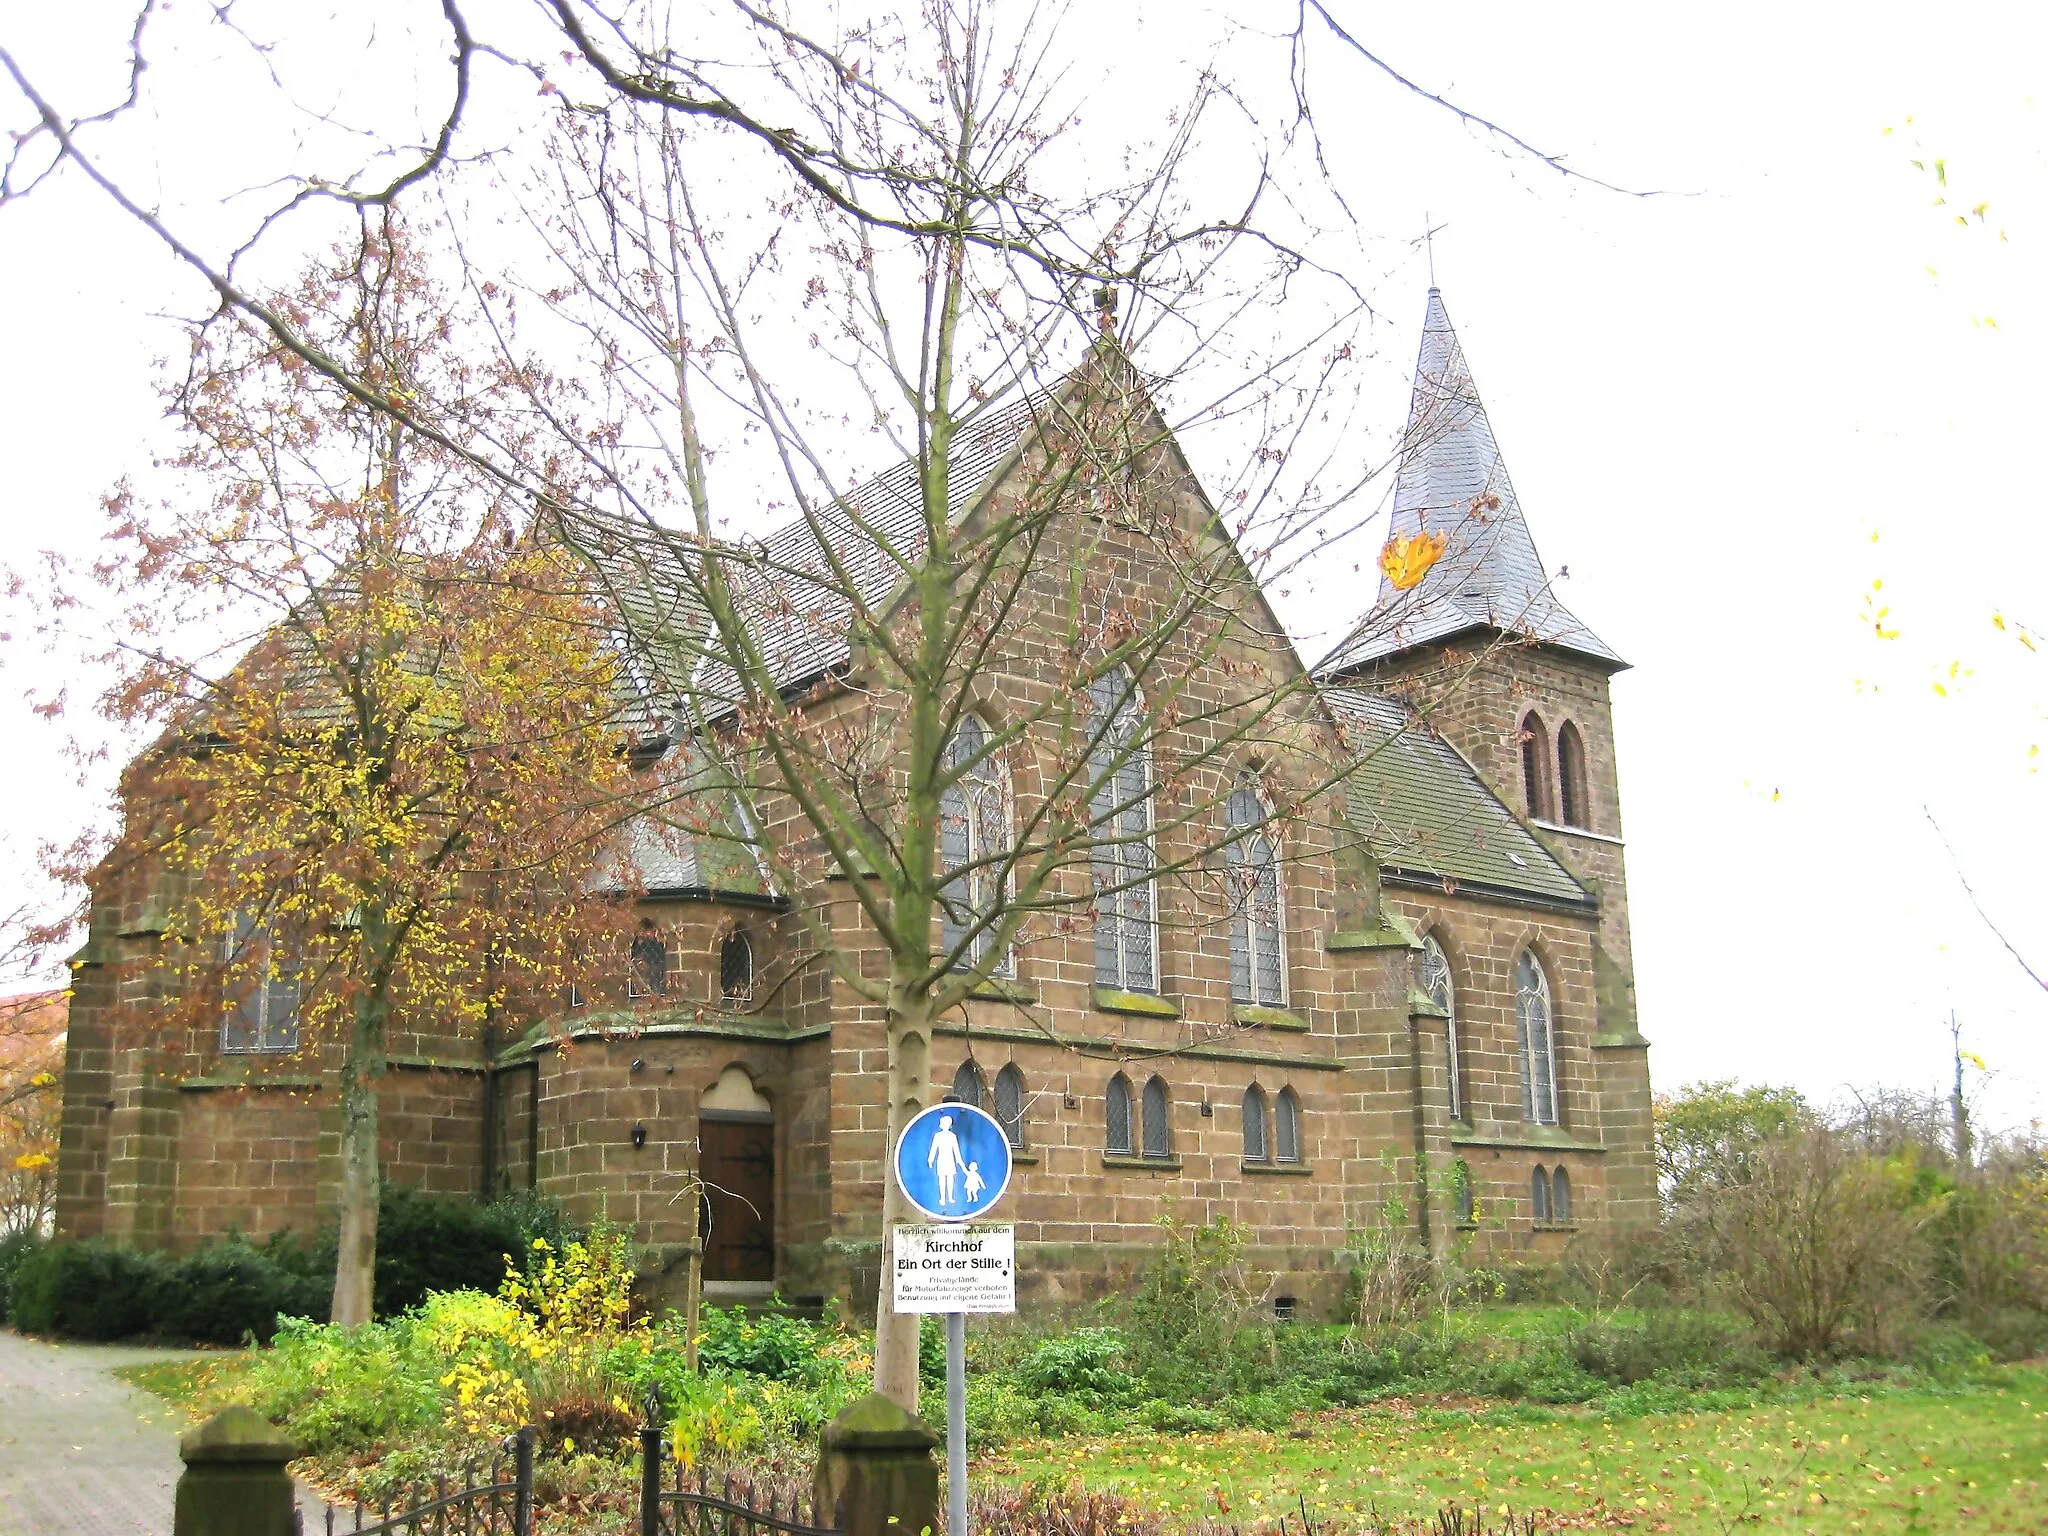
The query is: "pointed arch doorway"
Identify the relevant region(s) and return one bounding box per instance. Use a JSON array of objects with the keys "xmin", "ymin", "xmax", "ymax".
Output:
[{"xmin": 699, "ymin": 1064, "xmax": 776, "ymax": 1296}]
